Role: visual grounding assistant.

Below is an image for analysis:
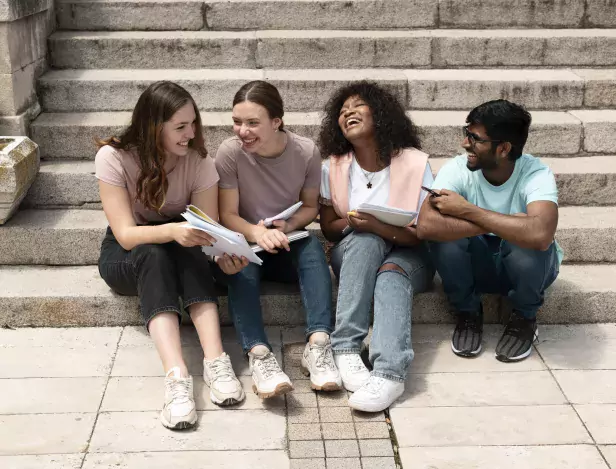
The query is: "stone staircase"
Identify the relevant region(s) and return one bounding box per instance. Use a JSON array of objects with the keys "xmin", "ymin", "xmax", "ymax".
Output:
[{"xmin": 2, "ymin": 0, "xmax": 615, "ymax": 328}]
